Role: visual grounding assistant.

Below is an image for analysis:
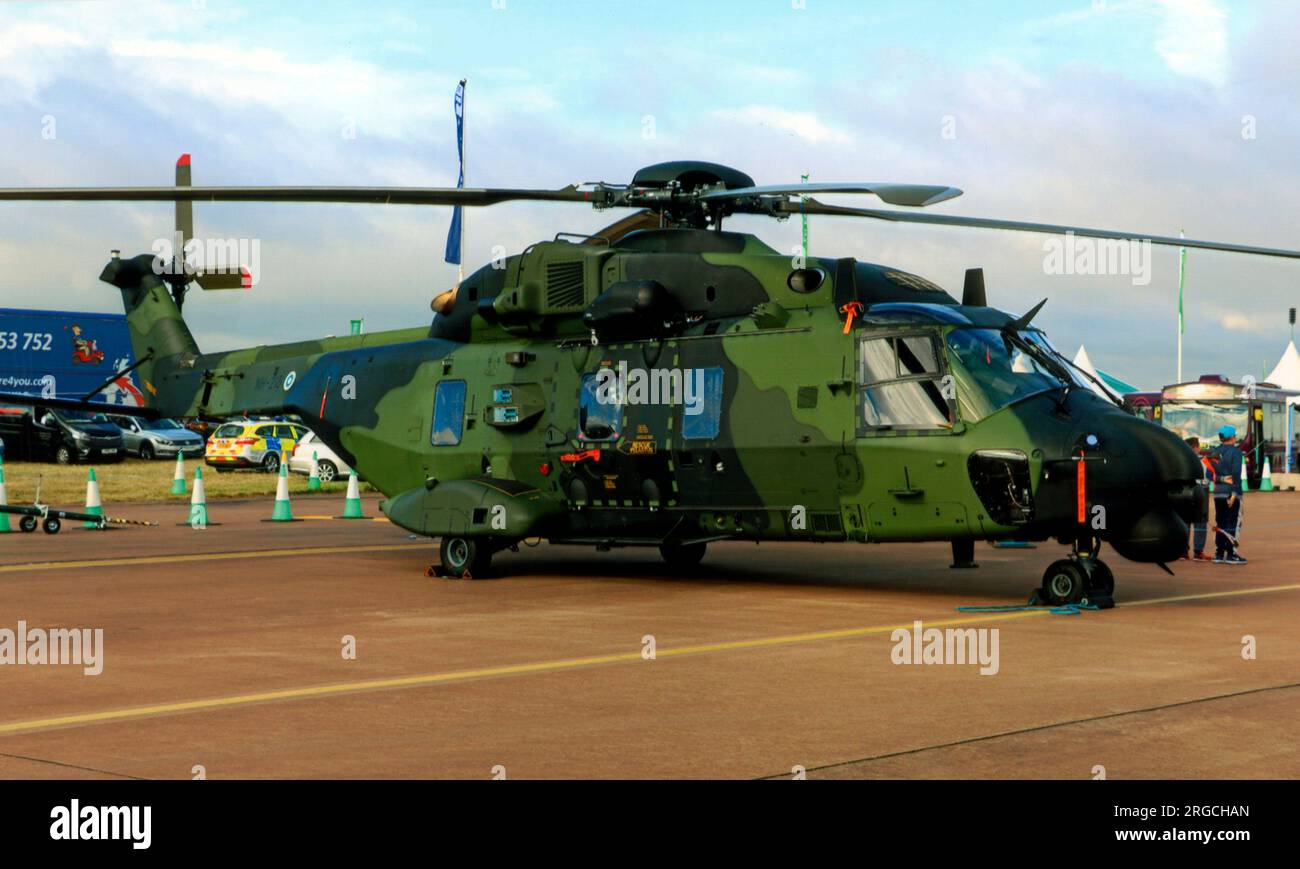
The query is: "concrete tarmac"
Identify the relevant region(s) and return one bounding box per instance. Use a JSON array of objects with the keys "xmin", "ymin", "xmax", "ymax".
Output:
[{"xmin": 1, "ymin": 492, "xmax": 1297, "ymax": 779}]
